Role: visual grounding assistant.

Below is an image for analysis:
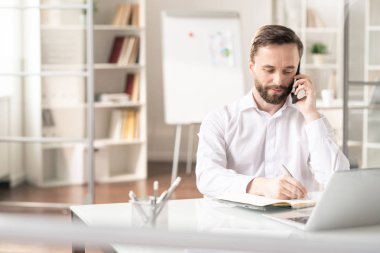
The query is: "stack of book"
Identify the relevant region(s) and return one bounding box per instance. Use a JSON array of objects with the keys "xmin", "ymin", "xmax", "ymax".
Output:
[
  {"xmin": 112, "ymin": 3, "xmax": 140, "ymax": 26},
  {"xmin": 108, "ymin": 36, "xmax": 140, "ymax": 65},
  {"xmin": 109, "ymin": 109, "xmax": 140, "ymax": 140}
]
